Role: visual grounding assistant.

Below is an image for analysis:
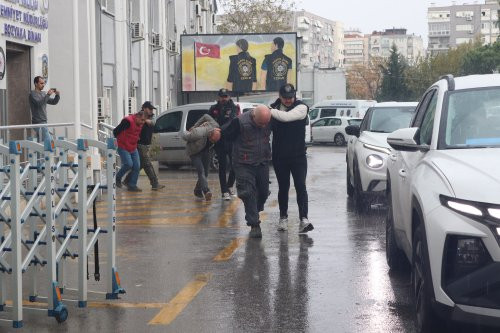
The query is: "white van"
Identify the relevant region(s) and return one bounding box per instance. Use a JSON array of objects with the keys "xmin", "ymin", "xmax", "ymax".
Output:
[{"xmin": 309, "ymin": 100, "xmax": 376, "ymax": 122}]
